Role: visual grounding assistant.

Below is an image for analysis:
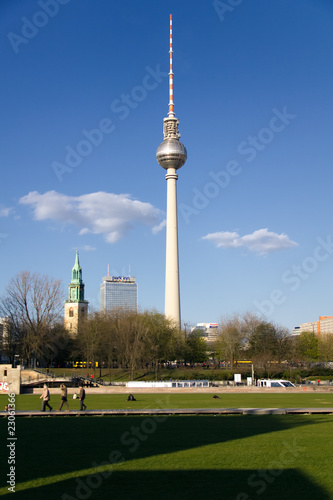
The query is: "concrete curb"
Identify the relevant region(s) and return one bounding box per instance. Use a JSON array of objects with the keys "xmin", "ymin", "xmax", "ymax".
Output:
[{"xmin": 2, "ymin": 407, "xmax": 333, "ymax": 417}]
